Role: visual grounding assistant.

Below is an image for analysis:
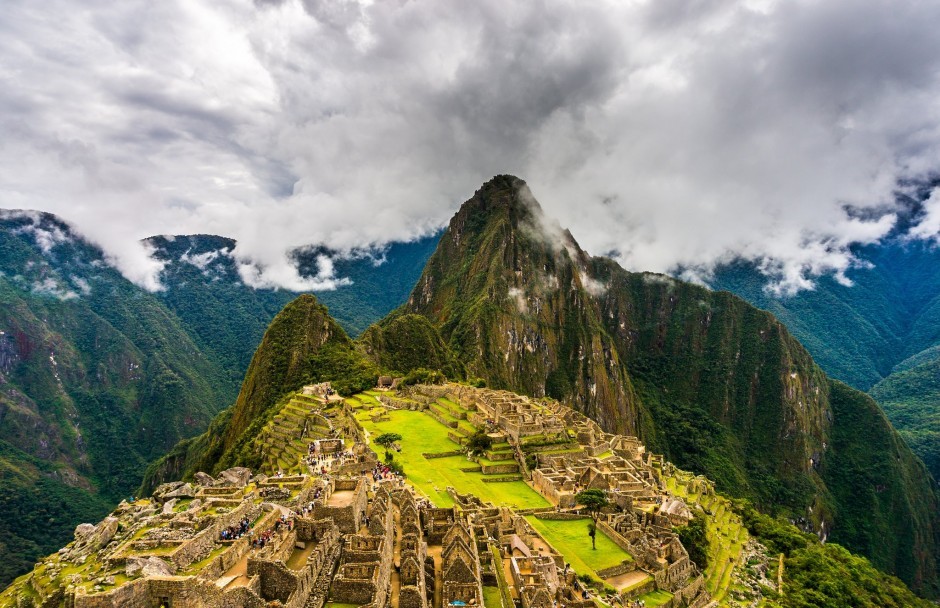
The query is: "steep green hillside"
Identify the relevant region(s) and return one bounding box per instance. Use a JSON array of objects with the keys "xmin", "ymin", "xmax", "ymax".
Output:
[
  {"xmin": 399, "ymin": 176, "xmax": 940, "ymax": 595},
  {"xmin": 357, "ymin": 313, "xmax": 465, "ymax": 378},
  {"xmin": 870, "ymin": 352, "xmax": 940, "ymax": 485},
  {"xmin": 140, "ymin": 294, "xmax": 378, "ymax": 489},
  {"xmin": 0, "ymin": 212, "xmax": 231, "ymax": 586},
  {"xmin": 710, "ymin": 238, "xmax": 940, "ymax": 480},
  {"xmin": 707, "ymin": 182, "xmax": 940, "ymax": 482}
]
